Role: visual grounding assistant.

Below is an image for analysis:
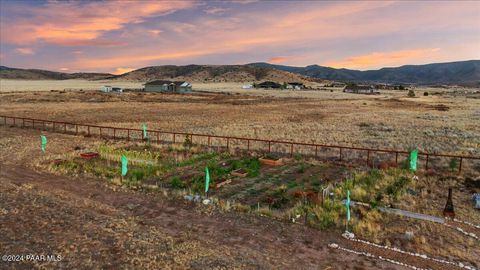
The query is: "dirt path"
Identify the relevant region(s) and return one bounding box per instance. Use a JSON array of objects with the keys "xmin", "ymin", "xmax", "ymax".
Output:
[{"xmin": 0, "ymin": 164, "xmax": 397, "ymax": 270}]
